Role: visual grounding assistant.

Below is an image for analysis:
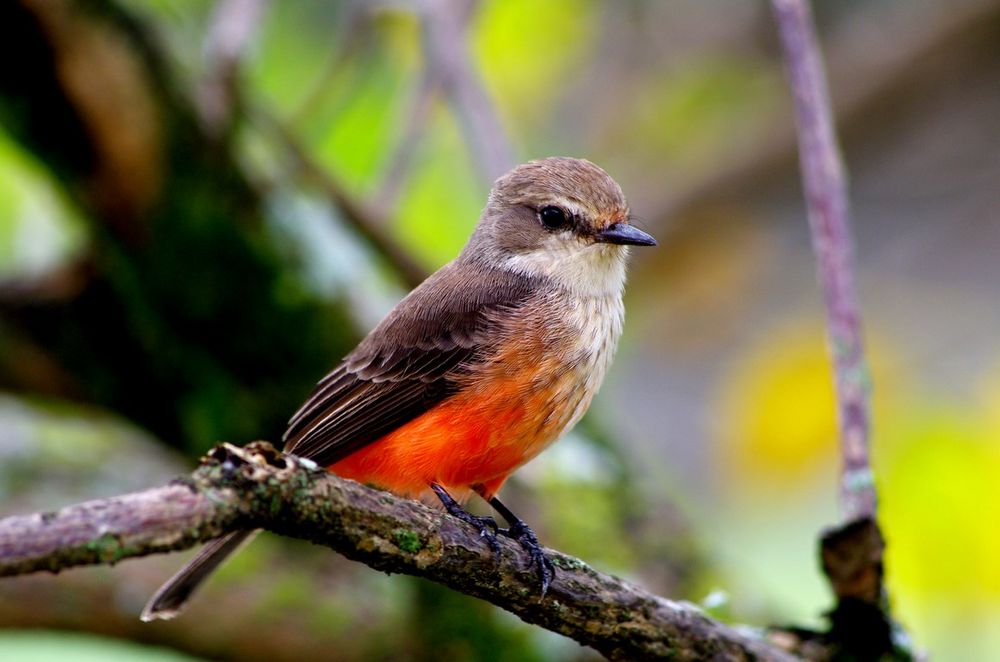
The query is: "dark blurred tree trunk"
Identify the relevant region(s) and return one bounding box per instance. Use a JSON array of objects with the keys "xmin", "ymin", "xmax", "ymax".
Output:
[{"xmin": 0, "ymin": 0, "xmax": 357, "ymax": 452}]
